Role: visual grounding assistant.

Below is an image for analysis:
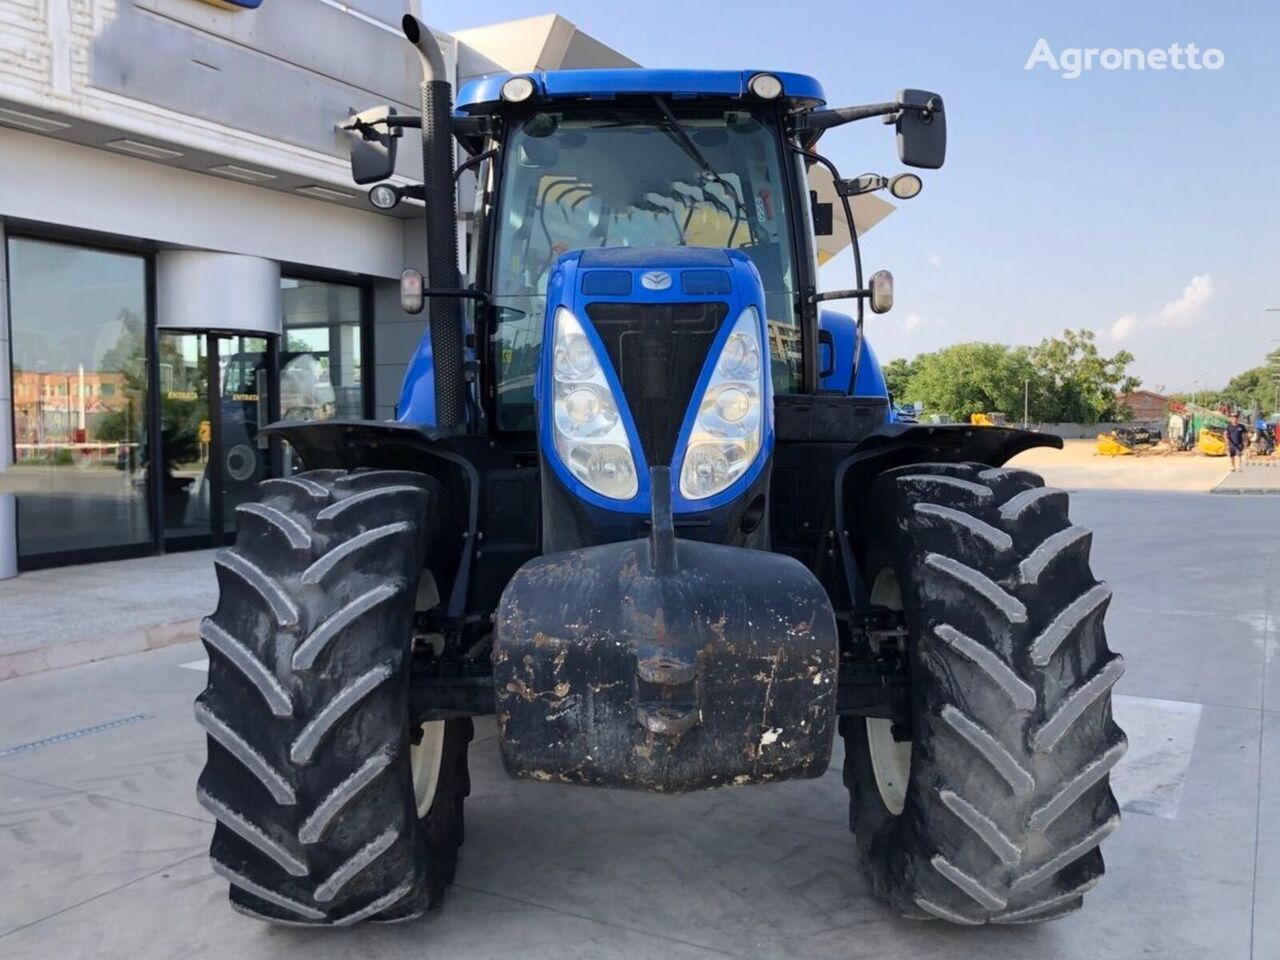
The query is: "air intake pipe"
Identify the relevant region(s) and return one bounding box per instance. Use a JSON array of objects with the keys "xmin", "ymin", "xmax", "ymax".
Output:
[{"xmin": 402, "ymin": 14, "xmax": 465, "ymax": 429}]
